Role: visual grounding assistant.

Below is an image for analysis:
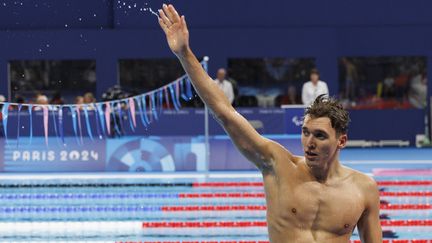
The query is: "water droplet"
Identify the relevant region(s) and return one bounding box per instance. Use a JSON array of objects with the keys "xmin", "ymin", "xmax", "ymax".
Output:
[
  {"xmin": 21, "ymin": 126, "xmax": 24, "ymax": 129},
  {"xmin": 64, "ymin": 24, "xmax": 68, "ymax": 27},
  {"xmin": 2, "ymin": 3, "xmax": 6, "ymax": 6},
  {"xmin": 38, "ymin": 49, "xmax": 42, "ymax": 52},
  {"xmin": 46, "ymin": 44, "xmax": 50, "ymax": 48},
  {"xmin": 134, "ymin": 3, "xmax": 136, "ymax": 8},
  {"xmin": 78, "ymin": 17, "xmax": 82, "ymax": 21},
  {"xmin": 128, "ymin": 5, "xmax": 131, "ymax": 9},
  {"xmin": 93, "ymin": 13, "xmax": 97, "ymax": 17}
]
